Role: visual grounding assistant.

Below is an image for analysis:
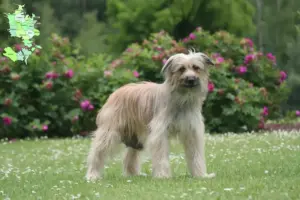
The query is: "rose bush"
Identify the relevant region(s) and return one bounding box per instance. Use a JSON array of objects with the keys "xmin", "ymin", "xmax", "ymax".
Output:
[
  {"xmin": 0, "ymin": 34, "xmax": 138, "ymax": 139},
  {"xmin": 0, "ymin": 34, "xmax": 88, "ymax": 138},
  {"xmin": 0, "ymin": 27, "xmax": 290, "ymax": 138}
]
